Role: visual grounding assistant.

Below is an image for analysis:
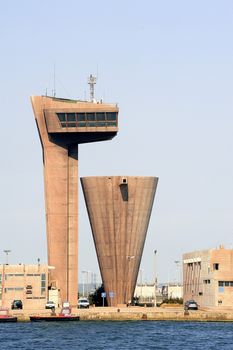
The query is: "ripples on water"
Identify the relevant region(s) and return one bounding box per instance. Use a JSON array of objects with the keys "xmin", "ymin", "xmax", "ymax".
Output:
[{"xmin": 1, "ymin": 321, "xmax": 233, "ymax": 350}]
